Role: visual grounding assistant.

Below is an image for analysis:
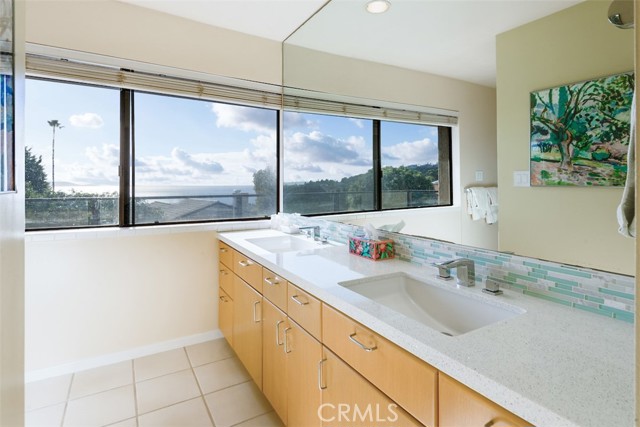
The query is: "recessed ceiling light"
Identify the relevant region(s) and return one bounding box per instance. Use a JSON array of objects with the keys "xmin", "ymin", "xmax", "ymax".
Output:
[{"xmin": 366, "ymin": 0, "xmax": 390, "ymax": 14}]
